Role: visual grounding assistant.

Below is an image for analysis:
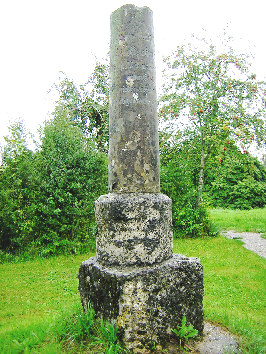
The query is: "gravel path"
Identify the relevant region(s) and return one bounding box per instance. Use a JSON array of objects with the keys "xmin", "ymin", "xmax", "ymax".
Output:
[
  {"xmin": 193, "ymin": 322, "xmax": 240, "ymax": 353},
  {"xmin": 165, "ymin": 322, "xmax": 241, "ymax": 353},
  {"xmin": 221, "ymin": 230, "xmax": 266, "ymax": 258}
]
